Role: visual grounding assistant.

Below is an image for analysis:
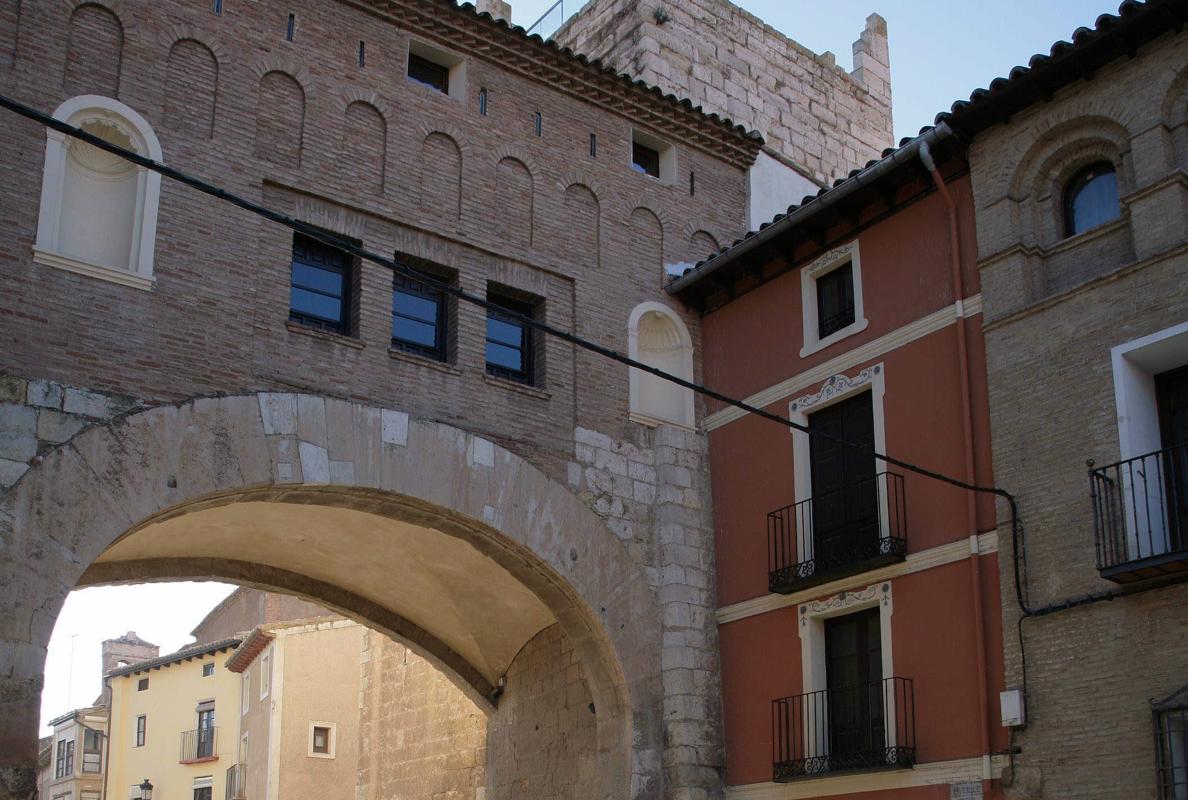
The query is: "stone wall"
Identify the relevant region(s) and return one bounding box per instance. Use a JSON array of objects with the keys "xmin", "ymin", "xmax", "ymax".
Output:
[
  {"xmin": 970, "ymin": 27, "xmax": 1188, "ymax": 800},
  {"xmin": 556, "ymin": 0, "xmax": 893, "ymax": 187}
]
